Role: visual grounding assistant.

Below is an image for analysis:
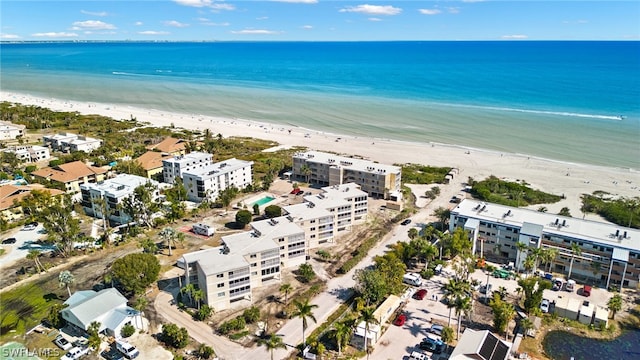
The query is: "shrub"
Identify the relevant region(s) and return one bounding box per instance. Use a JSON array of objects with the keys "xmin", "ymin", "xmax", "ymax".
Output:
[
  {"xmin": 162, "ymin": 323, "xmax": 190, "ymax": 349},
  {"xmin": 219, "ymin": 316, "xmax": 246, "ymax": 335},
  {"xmin": 264, "ymin": 205, "xmax": 282, "ymax": 218},
  {"xmin": 298, "ymin": 263, "xmax": 316, "ymax": 283},
  {"xmin": 243, "ymin": 306, "xmax": 260, "ymax": 324},
  {"xmin": 121, "ymin": 324, "xmax": 135, "ymax": 338},
  {"xmin": 194, "ymin": 305, "xmax": 213, "ymax": 321},
  {"xmin": 197, "ymin": 344, "xmax": 214, "ymax": 359},
  {"xmin": 235, "ymin": 210, "xmax": 252, "ymax": 226}
]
